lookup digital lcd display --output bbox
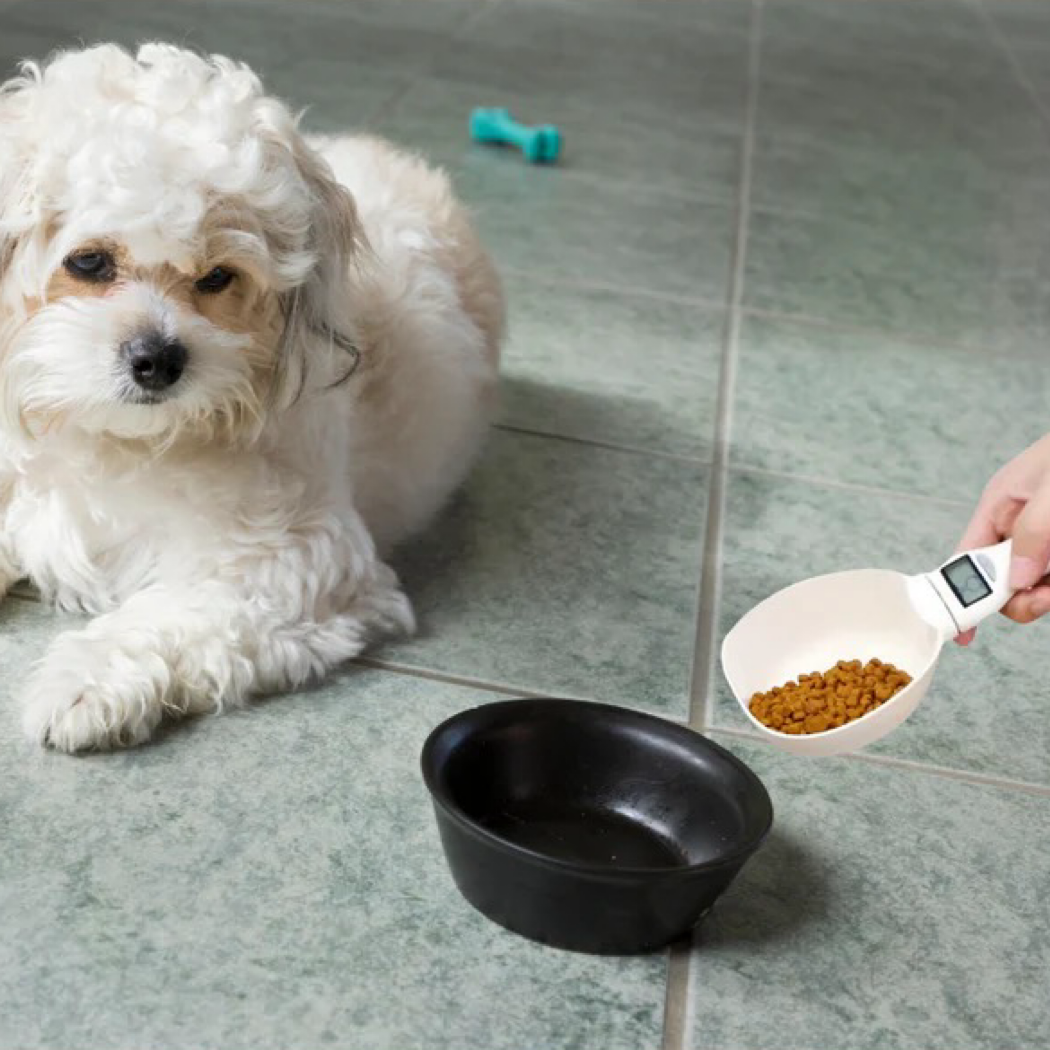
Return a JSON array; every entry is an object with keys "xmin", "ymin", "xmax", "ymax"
[{"xmin": 941, "ymin": 555, "xmax": 992, "ymax": 608}]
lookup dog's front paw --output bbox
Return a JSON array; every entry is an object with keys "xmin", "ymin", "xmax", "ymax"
[{"xmin": 21, "ymin": 634, "xmax": 169, "ymax": 752}]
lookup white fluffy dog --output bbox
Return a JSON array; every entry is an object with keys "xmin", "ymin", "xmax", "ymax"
[{"xmin": 0, "ymin": 44, "xmax": 503, "ymax": 751}]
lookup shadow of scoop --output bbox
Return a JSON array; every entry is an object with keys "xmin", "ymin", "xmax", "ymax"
[{"xmin": 697, "ymin": 828, "xmax": 833, "ymax": 949}]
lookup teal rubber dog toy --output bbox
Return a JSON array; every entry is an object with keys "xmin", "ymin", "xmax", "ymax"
[{"xmin": 469, "ymin": 107, "xmax": 561, "ymax": 164}]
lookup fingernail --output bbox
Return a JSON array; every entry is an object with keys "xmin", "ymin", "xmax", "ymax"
[{"xmin": 1010, "ymin": 557, "xmax": 1042, "ymax": 590}]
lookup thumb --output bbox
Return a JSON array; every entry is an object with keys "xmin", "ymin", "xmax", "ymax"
[{"xmin": 1009, "ymin": 478, "xmax": 1050, "ymax": 589}]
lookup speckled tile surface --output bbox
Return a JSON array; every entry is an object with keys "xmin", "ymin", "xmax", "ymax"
[
  {"xmin": 0, "ymin": 0, "xmax": 478, "ymax": 75},
  {"xmin": 758, "ymin": 2, "xmax": 1037, "ymax": 148},
  {"xmin": 0, "ymin": 669, "xmax": 667, "ymax": 1050},
  {"xmin": 688, "ymin": 735, "xmax": 1050, "ymax": 1050},
  {"xmin": 750, "ymin": 126, "xmax": 1050, "ymax": 228},
  {"xmin": 995, "ymin": 36, "xmax": 1050, "ymax": 122},
  {"xmin": 455, "ymin": 161, "xmax": 735, "ymax": 301},
  {"xmin": 984, "ymin": 0, "xmax": 1050, "ymax": 48},
  {"xmin": 3, "ymin": 0, "xmax": 1050, "ymax": 1047},
  {"xmin": 0, "ymin": 0, "xmax": 473, "ymax": 125},
  {"xmin": 743, "ymin": 204, "xmax": 1050, "ymax": 354},
  {"xmin": 499, "ymin": 274, "xmax": 723, "ymax": 456},
  {"xmin": 391, "ymin": 429, "xmax": 707, "ymax": 716},
  {"xmin": 427, "ymin": 0, "xmax": 750, "ymax": 120},
  {"xmin": 376, "ymin": 74, "xmax": 743, "ymax": 203},
  {"xmin": 729, "ymin": 314, "xmax": 1050, "ymax": 501},
  {"xmin": 0, "ymin": 599, "xmax": 76, "ymax": 751},
  {"xmin": 747, "ymin": 0, "xmax": 1050, "ymax": 353}
]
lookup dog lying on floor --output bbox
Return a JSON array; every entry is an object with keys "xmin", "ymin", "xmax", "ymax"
[{"xmin": 0, "ymin": 43, "xmax": 504, "ymax": 751}]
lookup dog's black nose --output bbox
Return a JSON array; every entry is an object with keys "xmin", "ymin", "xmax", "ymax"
[{"xmin": 121, "ymin": 332, "xmax": 187, "ymax": 392}]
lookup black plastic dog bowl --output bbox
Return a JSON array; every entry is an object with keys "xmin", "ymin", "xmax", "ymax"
[{"xmin": 420, "ymin": 698, "xmax": 773, "ymax": 954}]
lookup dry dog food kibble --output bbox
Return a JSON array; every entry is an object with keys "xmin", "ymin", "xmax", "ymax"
[{"xmin": 748, "ymin": 659, "xmax": 912, "ymax": 735}]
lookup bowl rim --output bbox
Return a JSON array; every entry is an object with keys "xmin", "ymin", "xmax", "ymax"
[{"xmin": 420, "ymin": 697, "xmax": 774, "ymax": 879}]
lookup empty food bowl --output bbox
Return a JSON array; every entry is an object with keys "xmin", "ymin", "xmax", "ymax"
[{"xmin": 420, "ymin": 698, "xmax": 773, "ymax": 954}]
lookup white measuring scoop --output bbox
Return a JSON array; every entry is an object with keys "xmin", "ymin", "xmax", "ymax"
[{"xmin": 721, "ymin": 539, "xmax": 1020, "ymax": 757}]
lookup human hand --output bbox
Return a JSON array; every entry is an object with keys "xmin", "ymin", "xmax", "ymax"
[{"xmin": 956, "ymin": 433, "xmax": 1050, "ymax": 645}]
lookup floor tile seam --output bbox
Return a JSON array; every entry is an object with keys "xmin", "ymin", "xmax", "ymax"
[
  {"xmin": 729, "ymin": 464, "xmax": 973, "ymax": 510},
  {"xmin": 984, "ymin": 36, "xmax": 1050, "ymax": 60},
  {"xmin": 709, "ymin": 724, "xmax": 1050, "ymax": 798},
  {"xmin": 672, "ymin": 4, "xmax": 763, "ymax": 1048},
  {"xmin": 493, "ymin": 424, "xmax": 713, "ymax": 468},
  {"xmin": 745, "ymin": 196, "xmax": 1050, "ymax": 257},
  {"xmin": 741, "ymin": 306, "xmax": 1050, "ymax": 366},
  {"xmin": 492, "ymin": 164, "xmax": 741, "ymax": 209},
  {"xmin": 690, "ymin": 0, "xmax": 763, "ymax": 734},
  {"xmin": 491, "ymin": 426, "xmax": 973, "ymax": 512},
  {"xmin": 354, "ymin": 656, "xmax": 694, "ymax": 722},
  {"xmin": 661, "ymin": 938, "xmax": 696, "ymax": 1050},
  {"xmin": 747, "ymin": 193, "xmax": 1050, "ymax": 253},
  {"xmin": 736, "ymin": 192, "xmax": 1050, "ymax": 230},
  {"xmin": 489, "ymin": 424, "xmax": 975, "ymax": 509},
  {"xmin": 500, "ymin": 267, "xmax": 723, "ymax": 309},
  {"xmin": 975, "ymin": 0, "xmax": 1050, "ymax": 144},
  {"xmin": 495, "ymin": 269, "xmax": 1047, "ymax": 366},
  {"xmin": 757, "ymin": 31, "xmax": 1028, "ymax": 83}
]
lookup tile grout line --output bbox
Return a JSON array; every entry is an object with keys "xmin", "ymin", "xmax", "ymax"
[
  {"xmin": 659, "ymin": 938, "xmax": 693, "ymax": 1050},
  {"xmin": 691, "ymin": 0, "xmax": 763, "ymax": 737},
  {"xmin": 353, "ymin": 656, "xmax": 695, "ymax": 723},
  {"xmin": 494, "ymin": 422, "xmax": 973, "ymax": 511},
  {"xmin": 514, "ymin": 165, "xmax": 735, "ymax": 209},
  {"xmin": 730, "ymin": 463, "xmax": 971, "ymax": 510},
  {"xmin": 710, "ymin": 725, "xmax": 1050, "ymax": 798},
  {"xmin": 664, "ymin": 7, "xmax": 763, "ymax": 1050},
  {"xmin": 494, "ymin": 423, "xmax": 711, "ymax": 467},
  {"xmin": 498, "ymin": 267, "xmax": 1050, "ymax": 371},
  {"xmin": 353, "ymin": 655, "xmax": 542, "ymax": 698},
  {"xmin": 501, "ymin": 267, "xmax": 725, "ymax": 310},
  {"xmin": 974, "ymin": 0, "xmax": 1050, "ymax": 143},
  {"xmin": 497, "ymin": 428, "xmax": 968, "ymax": 510},
  {"xmin": 739, "ymin": 304, "xmax": 1050, "ymax": 365}
]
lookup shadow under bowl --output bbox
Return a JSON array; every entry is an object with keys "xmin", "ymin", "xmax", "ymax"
[{"xmin": 421, "ymin": 698, "xmax": 774, "ymax": 954}]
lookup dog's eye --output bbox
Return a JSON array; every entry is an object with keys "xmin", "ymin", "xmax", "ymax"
[
  {"xmin": 195, "ymin": 267, "xmax": 235, "ymax": 294},
  {"xmin": 64, "ymin": 251, "xmax": 115, "ymax": 281}
]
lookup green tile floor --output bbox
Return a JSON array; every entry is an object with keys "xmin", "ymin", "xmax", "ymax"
[{"xmin": 1, "ymin": 0, "xmax": 1050, "ymax": 1047}]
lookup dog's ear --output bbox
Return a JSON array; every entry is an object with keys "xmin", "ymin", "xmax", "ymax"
[
  {"xmin": 0, "ymin": 91, "xmax": 20, "ymax": 280},
  {"xmin": 271, "ymin": 134, "xmax": 366, "ymax": 409},
  {"xmin": 0, "ymin": 65, "xmax": 39, "ymax": 285}
]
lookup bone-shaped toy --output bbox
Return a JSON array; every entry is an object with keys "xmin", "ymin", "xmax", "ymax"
[{"xmin": 469, "ymin": 107, "xmax": 561, "ymax": 164}]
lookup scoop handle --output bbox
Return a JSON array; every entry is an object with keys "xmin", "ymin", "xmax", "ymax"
[{"xmin": 927, "ymin": 539, "xmax": 1016, "ymax": 634}]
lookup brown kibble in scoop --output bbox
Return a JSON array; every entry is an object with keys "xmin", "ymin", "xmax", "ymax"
[{"xmin": 748, "ymin": 659, "xmax": 912, "ymax": 736}]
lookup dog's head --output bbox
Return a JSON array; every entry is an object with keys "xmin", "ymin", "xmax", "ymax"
[{"xmin": 0, "ymin": 43, "xmax": 361, "ymax": 449}]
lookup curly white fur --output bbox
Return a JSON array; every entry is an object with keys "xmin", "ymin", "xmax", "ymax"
[{"xmin": 0, "ymin": 44, "xmax": 503, "ymax": 751}]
